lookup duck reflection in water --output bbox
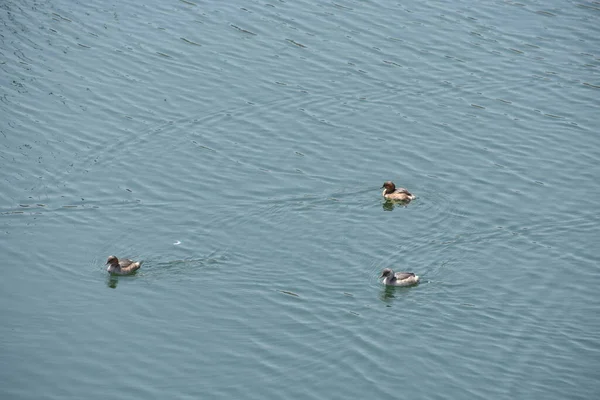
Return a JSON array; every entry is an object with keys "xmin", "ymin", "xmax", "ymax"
[
  {"xmin": 107, "ymin": 274, "xmax": 119, "ymax": 289},
  {"xmin": 382, "ymin": 201, "xmax": 399, "ymax": 211},
  {"xmin": 380, "ymin": 285, "xmax": 398, "ymax": 302},
  {"xmin": 379, "ymin": 281, "xmax": 421, "ymax": 302}
]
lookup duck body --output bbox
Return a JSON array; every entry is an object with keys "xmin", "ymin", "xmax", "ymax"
[
  {"xmin": 106, "ymin": 255, "xmax": 141, "ymax": 275},
  {"xmin": 380, "ymin": 268, "xmax": 419, "ymax": 287},
  {"xmin": 381, "ymin": 181, "xmax": 415, "ymax": 202}
]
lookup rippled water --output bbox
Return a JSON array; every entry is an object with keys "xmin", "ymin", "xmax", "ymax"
[{"xmin": 2, "ymin": 0, "xmax": 599, "ymax": 398}]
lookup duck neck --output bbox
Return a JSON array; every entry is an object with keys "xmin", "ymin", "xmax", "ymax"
[{"xmin": 107, "ymin": 263, "xmax": 120, "ymax": 272}]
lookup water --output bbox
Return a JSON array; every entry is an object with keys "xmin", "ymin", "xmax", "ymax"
[{"xmin": 1, "ymin": 0, "xmax": 599, "ymax": 398}]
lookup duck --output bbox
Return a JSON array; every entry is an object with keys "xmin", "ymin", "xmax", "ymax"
[
  {"xmin": 381, "ymin": 181, "xmax": 415, "ymax": 202},
  {"xmin": 106, "ymin": 255, "xmax": 142, "ymax": 275},
  {"xmin": 380, "ymin": 268, "xmax": 420, "ymax": 286}
]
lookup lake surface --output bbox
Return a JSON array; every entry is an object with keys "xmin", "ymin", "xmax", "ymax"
[{"xmin": 1, "ymin": 0, "xmax": 599, "ymax": 398}]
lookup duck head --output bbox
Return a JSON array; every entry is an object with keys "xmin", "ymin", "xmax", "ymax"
[
  {"xmin": 381, "ymin": 181, "xmax": 396, "ymax": 194},
  {"xmin": 106, "ymin": 255, "xmax": 119, "ymax": 267},
  {"xmin": 380, "ymin": 268, "xmax": 394, "ymax": 278}
]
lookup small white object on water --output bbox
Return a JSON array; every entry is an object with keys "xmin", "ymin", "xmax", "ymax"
[{"xmin": 173, "ymin": 240, "xmax": 181, "ymax": 245}]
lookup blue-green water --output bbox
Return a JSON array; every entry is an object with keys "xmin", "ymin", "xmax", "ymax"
[{"xmin": 1, "ymin": 0, "xmax": 599, "ymax": 398}]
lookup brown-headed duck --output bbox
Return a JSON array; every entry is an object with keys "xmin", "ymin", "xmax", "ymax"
[
  {"xmin": 106, "ymin": 255, "xmax": 141, "ymax": 275},
  {"xmin": 380, "ymin": 268, "xmax": 420, "ymax": 287},
  {"xmin": 381, "ymin": 181, "xmax": 415, "ymax": 202}
]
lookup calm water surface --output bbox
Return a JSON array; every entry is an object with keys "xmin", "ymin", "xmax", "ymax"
[{"xmin": 1, "ymin": 0, "xmax": 599, "ymax": 398}]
